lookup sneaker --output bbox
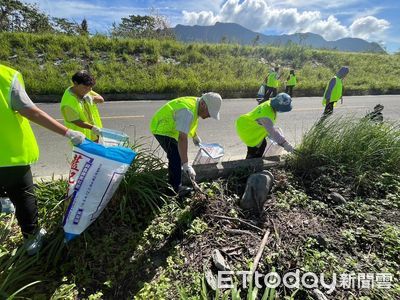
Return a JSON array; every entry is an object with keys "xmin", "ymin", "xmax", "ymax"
[
  {"xmin": 177, "ymin": 185, "xmax": 193, "ymax": 198},
  {"xmin": 25, "ymin": 228, "xmax": 47, "ymax": 256},
  {"xmin": 0, "ymin": 197, "xmax": 15, "ymax": 214}
]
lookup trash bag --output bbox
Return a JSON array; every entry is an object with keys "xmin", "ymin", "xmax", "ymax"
[
  {"xmin": 263, "ymin": 127, "xmax": 285, "ymax": 158},
  {"xmin": 193, "ymin": 143, "xmax": 224, "ymax": 165},
  {"xmin": 257, "ymin": 84, "xmax": 265, "ymax": 100},
  {"xmin": 99, "ymin": 128, "xmax": 129, "ymax": 147},
  {"xmin": 63, "ymin": 139, "xmax": 136, "ymax": 242}
]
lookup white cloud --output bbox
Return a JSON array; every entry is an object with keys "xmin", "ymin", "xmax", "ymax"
[
  {"xmin": 182, "ymin": 10, "xmax": 219, "ymax": 25},
  {"xmin": 349, "ymin": 16, "xmax": 390, "ymax": 40},
  {"xmin": 182, "ymin": 0, "xmax": 390, "ymax": 42}
]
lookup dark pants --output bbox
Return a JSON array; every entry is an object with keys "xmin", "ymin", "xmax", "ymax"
[
  {"xmin": 319, "ymin": 102, "xmax": 335, "ymax": 123},
  {"xmin": 154, "ymin": 134, "xmax": 181, "ymax": 192},
  {"xmin": 264, "ymin": 87, "xmax": 277, "ymax": 101},
  {"xmin": 0, "ymin": 165, "xmax": 38, "ymax": 237},
  {"xmin": 246, "ymin": 139, "xmax": 267, "ymax": 159},
  {"xmin": 285, "ymin": 85, "xmax": 294, "ymax": 97}
]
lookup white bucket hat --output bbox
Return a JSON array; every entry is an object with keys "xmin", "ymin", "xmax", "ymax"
[{"xmin": 200, "ymin": 92, "xmax": 222, "ymax": 120}]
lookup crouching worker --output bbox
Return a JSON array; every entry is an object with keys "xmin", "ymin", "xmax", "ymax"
[
  {"xmin": 150, "ymin": 92, "xmax": 222, "ymax": 196},
  {"xmin": 0, "ymin": 64, "xmax": 86, "ymax": 255},
  {"xmin": 60, "ymin": 70, "xmax": 104, "ymax": 142},
  {"xmin": 235, "ymin": 93, "xmax": 294, "ymax": 159}
]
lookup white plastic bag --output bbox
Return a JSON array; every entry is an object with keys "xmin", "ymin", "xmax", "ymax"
[
  {"xmin": 98, "ymin": 128, "xmax": 129, "ymax": 147},
  {"xmin": 63, "ymin": 139, "xmax": 136, "ymax": 241},
  {"xmin": 263, "ymin": 127, "xmax": 285, "ymax": 158},
  {"xmin": 193, "ymin": 143, "xmax": 224, "ymax": 165},
  {"xmin": 257, "ymin": 84, "xmax": 265, "ymax": 99}
]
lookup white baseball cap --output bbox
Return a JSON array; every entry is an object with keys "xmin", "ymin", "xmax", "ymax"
[{"xmin": 201, "ymin": 92, "xmax": 222, "ymax": 120}]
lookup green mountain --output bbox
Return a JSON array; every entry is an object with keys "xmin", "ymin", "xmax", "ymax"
[{"xmin": 173, "ymin": 22, "xmax": 385, "ymax": 53}]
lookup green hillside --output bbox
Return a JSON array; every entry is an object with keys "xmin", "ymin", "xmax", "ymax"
[{"xmin": 1, "ymin": 33, "xmax": 400, "ymax": 99}]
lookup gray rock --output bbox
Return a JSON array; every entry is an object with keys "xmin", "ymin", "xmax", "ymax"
[
  {"xmin": 329, "ymin": 192, "xmax": 346, "ymax": 204},
  {"xmin": 240, "ymin": 170, "xmax": 274, "ymax": 212},
  {"xmin": 212, "ymin": 249, "xmax": 231, "ymax": 271},
  {"xmin": 204, "ymin": 267, "xmax": 217, "ymax": 291}
]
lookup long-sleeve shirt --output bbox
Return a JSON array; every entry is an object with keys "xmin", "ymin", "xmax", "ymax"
[{"xmin": 256, "ymin": 117, "xmax": 287, "ymax": 145}]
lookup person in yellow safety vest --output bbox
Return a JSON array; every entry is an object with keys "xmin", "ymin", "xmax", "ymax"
[
  {"xmin": 0, "ymin": 64, "xmax": 86, "ymax": 255},
  {"xmin": 320, "ymin": 66, "xmax": 349, "ymax": 121},
  {"xmin": 285, "ymin": 69, "xmax": 296, "ymax": 97},
  {"xmin": 262, "ymin": 66, "xmax": 280, "ymax": 103},
  {"xmin": 236, "ymin": 93, "xmax": 294, "ymax": 159},
  {"xmin": 60, "ymin": 70, "xmax": 104, "ymax": 142},
  {"xmin": 150, "ymin": 92, "xmax": 222, "ymax": 196}
]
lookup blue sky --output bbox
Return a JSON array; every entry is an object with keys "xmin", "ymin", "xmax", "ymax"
[{"xmin": 28, "ymin": 0, "xmax": 399, "ymax": 52}]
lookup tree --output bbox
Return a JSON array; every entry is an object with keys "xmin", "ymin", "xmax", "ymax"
[
  {"xmin": 252, "ymin": 34, "xmax": 260, "ymax": 47},
  {"xmin": 79, "ymin": 18, "xmax": 89, "ymax": 35},
  {"xmin": 51, "ymin": 17, "xmax": 79, "ymax": 35},
  {"xmin": 112, "ymin": 15, "xmax": 155, "ymax": 38},
  {"xmin": 0, "ymin": 0, "xmax": 52, "ymax": 33},
  {"xmin": 112, "ymin": 10, "xmax": 174, "ymax": 39}
]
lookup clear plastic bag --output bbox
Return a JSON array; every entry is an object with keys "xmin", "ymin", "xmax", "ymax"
[
  {"xmin": 193, "ymin": 143, "xmax": 224, "ymax": 165},
  {"xmin": 98, "ymin": 128, "xmax": 129, "ymax": 147}
]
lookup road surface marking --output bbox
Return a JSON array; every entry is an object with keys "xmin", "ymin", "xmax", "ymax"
[
  {"xmin": 55, "ymin": 115, "xmax": 145, "ymax": 121},
  {"xmin": 294, "ymin": 106, "xmax": 368, "ymax": 112}
]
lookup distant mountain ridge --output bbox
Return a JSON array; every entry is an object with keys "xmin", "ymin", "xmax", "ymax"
[{"xmin": 173, "ymin": 22, "xmax": 385, "ymax": 53}]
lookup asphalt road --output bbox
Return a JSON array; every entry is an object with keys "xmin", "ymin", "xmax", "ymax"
[{"xmin": 31, "ymin": 95, "xmax": 400, "ymax": 177}]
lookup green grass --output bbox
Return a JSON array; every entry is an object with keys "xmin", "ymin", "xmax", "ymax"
[
  {"xmin": 287, "ymin": 117, "xmax": 400, "ymax": 196},
  {"xmin": 1, "ymin": 32, "xmax": 400, "ymax": 98}
]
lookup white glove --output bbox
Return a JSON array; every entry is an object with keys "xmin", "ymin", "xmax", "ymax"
[
  {"xmin": 65, "ymin": 129, "xmax": 86, "ymax": 145},
  {"xmin": 182, "ymin": 162, "xmax": 196, "ymax": 180},
  {"xmin": 193, "ymin": 135, "xmax": 202, "ymax": 147},
  {"xmin": 83, "ymin": 94, "xmax": 93, "ymax": 104},
  {"xmin": 282, "ymin": 141, "xmax": 294, "ymax": 153},
  {"xmin": 91, "ymin": 126, "xmax": 101, "ymax": 136}
]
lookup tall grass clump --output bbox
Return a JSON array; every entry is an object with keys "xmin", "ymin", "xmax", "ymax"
[
  {"xmin": 287, "ymin": 117, "xmax": 400, "ymax": 195},
  {"xmin": 0, "ymin": 215, "xmax": 42, "ymax": 299},
  {"xmin": 117, "ymin": 140, "xmax": 170, "ymax": 217}
]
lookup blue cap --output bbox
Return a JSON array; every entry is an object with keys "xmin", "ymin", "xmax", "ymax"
[
  {"xmin": 336, "ymin": 66, "xmax": 349, "ymax": 79},
  {"xmin": 270, "ymin": 93, "xmax": 292, "ymax": 112}
]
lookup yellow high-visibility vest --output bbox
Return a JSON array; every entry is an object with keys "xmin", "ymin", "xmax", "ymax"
[
  {"xmin": 150, "ymin": 97, "xmax": 199, "ymax": 140},
  {"xmin": 287, "ymin": 74, "xmax": 297, "ymax": 86},
  {"xmin": 267, "ymin": 72, "xmax": 279, "ymax": 88},
  {"xmin": 235, "ymin": 101, "xmax": 276, "ymax": 147},
  {"xmin": 322, "ymin": 76, "xmax": 343, "ymax": 106},
  {"xmin": 60, "ymin": 88, "xmax": 103, "ymax": 141},
  {"xmin": 0, "ymin": 64, "xmax": 39, "ymax": 167}
]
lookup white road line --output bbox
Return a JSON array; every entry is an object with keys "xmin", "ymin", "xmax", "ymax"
[
  {"xmin": 54, "ymin": 115, "xmax": 145, "ymax": 121},
  {"xmin": 293, "ymin": 106, "xmax": 368, "ymax": 112}
]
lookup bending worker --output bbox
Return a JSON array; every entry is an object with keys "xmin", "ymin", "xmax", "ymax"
[
  {"xmin": 150, "ymin": 92, "xmax": 222, "ymax": 195},
  {"xmin": 320, "ymin": 66, "xmax": 349, "ymax": 121},
  {"xmin": 60, "ymin": 70, "xmax": 104, "ymax": 142},
  {"xmin": 236, "ymin": 93, "xmax": 294, "ymax": 159},
  {"xmin": 0, "ymin": 64, "xmax": 85, "ymax": 255}
]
